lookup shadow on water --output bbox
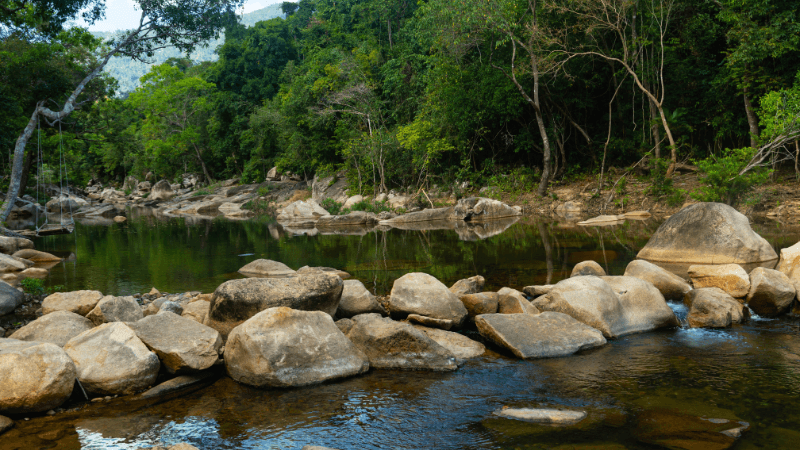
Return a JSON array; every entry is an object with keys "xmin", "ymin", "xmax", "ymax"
[{"xmin": 5, "ymin": 212, "xmax": 800, "ymax": 449}]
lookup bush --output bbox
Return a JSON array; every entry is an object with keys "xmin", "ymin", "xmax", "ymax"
[
  {"xmin": 320, "ymin": 198, "xmax": 343, "ymax": 215},
  {"xmin": 646, "ymin": 158, "xmax": 686, "ymax": 206},
  {"xmin": 20, "ymin": 278, "xmax": 46, "ymax": 296},
  {"xmin": 691, "ymin": 147, "xmax": 771, "ymax": 206}
]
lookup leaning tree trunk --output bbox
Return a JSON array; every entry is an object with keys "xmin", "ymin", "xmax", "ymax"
[
  {"xmin": 743, "ymin": 86, "xmax": 760, "ymax": 149},
  {"xmin": 18, "ymin": 145, "xmax": 36, "ymax": 199},
  {"xmin": 192, "ymin": 143, "xmax": 214, "ymax": 184}
]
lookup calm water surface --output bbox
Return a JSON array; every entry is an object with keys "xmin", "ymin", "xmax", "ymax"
[{"xmin": 4, "ymin": 212, "xmax": 800, "ymax": 449}]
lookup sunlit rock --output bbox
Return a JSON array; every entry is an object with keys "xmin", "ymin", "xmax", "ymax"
[{"xmin": 0, "ymin": 339, "xmax": 76, "ymax": 414}]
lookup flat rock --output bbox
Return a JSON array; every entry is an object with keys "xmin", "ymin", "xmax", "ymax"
[
  {"xmin": 571, "ymin": 260, "xmax": 606, "ymax": 277},
  {"xmin": 532, "ymin": 276, "xmax": 625, "ymax": 339},
  {"xmin": 336, "ymin": 279, "xmax": 385, "ymax": 318},
  {"xmin": 746, "ymin": 267, "xmax": 796, "ymax": 317},
  {"xmin": 578, "ymin": 215, "xmax": 625, "ymax": 226},
  {"xmin": 452, "ymin": 197, "xmax": 522, "ymax": 221},
  {"xmin": 345, "ymin": 313, "xmax": 458, "ymax": 371},
  {"xmin": 0, "ymin": 281, "xmax": 24, "ymax": 316},
  {"xmin": 0, "ymin": 339, "xmax": 76, "ymax": 414},
  {"xmin": 85, "ymin": 295, "xmax": 143, "ymax": 326},
  {"xmin": 387, "ymin": 272, "xmax": 468, "ymax": 328},
  {"xmin": 18, "ymin": 267, "xmax": 49, "ymax": 279},
  {"xmin": 493, "ymin": 407, "xmax": 587, "ymax": 425},
  {"xmin": 297, "ymin": 266, "xmax": 351, "ymax": 279},
  {"xmin": 225, "ymin": 307, "xmax": 369, "ymax": 387},
  {"xmin": 316, "ymin": 211, "xmax": 378, "ymax": 227},
  {"xmin": 406, "ymin": 314, "xmax": 453, "ymax": 330},
  {"xmin": 64, "ymin": 322, "xmax": 160, "ymax": 395},
  {"xmin": 136, "ymin": 371, "xmax": 220, "ymax": 400},
  {"xmin": 449, "ymin": 275, "xmax": 485, "ymax": 295},
  {"xmin": 238, "ymin": 259, "xmax": 297, "ymax": 278},
  {"xmin": 688, "ymin": 264, "xmax": 750, "ymax": 298},
  {"xmin": 42, "ymin": 290, "xmax": 104, "ymax": 316},
  {"xmin": 637, "ymin": 202, "xmax": 777, "ymax": 264},
  {"xmin": 277, "ymin": 199, "xmax": 330, "ymax": 226},
  {"xmin": 380, "ymin": 207, "xmax": 454, "ymax": 225},
  {"xmin": 0, "ymin": 253, "xmax": 27, "ymax": 273},
  {"xmin": 9, "ymin": 311, "xmax": 93, "ymax": 347},
  {"xmin": 459, "ymin": 292, "xmax": 499, "ymax": 318},
  {"xmin": 411, "ymin": 325, "xmax": 485, "ymax": 361},
  {"xmin": 475, "ymin": 312, "xmax": 606, "ymax": 359},
  {"xmin": 624, "ymin": 259, "xmax": 691, "ymax": 301},
  {"xmin": 129, "ymin": 312, "xmax": 222, "ymax": 374},
  {"xmin": 11, "ymin": 249, "xmax": 62, "ymax": 262},
  {"xmin": 205, "ymin": 272, "xmax": 343, "ymax": 339},
  {"xmin": 684, "ymin": 288, "xmax": 749, "ymax": 328}
]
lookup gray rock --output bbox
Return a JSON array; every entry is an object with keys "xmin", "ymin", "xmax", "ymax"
[
  {"xmin": 336, "ymin": 279, "xmax": 385, "ymax": 318},
  {"xmin": 9, "ymin": 311, "xmax": 93, "ymax": 347},
  {"xmin": 345, "ymin": 313, "xmax": 458, "ymax": 371},
  {"xmin": 406, "ymin": 314, "xmax": 453, "ymax": 330},
  {"xmin": 475, "ymin": 312, "xmax": 606, "ymax": 359},
  {"xmin": 143, "ymin": 298, "xmax": 166, "ymax": 317},
  {"xmin": 225, "ymin": 307, "xmax": 369, "ymax": 387},
  {"xmin": 150, "ymin": 180, "xmax": 175, "ymax": 202},
  {"xmin": 85, "ymin": 295, "xmax": 143, "ymax": 326},
  {"xmin": 571, "ymin": 260, "xmax": 606, "ymax": 277},
  {"xmin": 42, "ymin": 290, "xmax": 104, "ymax": 316},
  {"xmin": 532, "ymin": 276, "xmax": 625, "ymax": 338},
  {"xmin": 0, "ymin": 236, "xmax": 34, "ymax": 255},
  {"xmin": 0, "ymin": 339, "xmax": 76, "ymax": 414},
  {"xmin": 45, "ymin": 194, "xmax": 87, "ymax": 213},
  {"xmin": 452, "ymin": 197, "xmax": 522, "ymax": 221},
  {"xmin": 600, "ymin": 276, "xmax": 680, "ymax": 333},
  {"xmin": 64, "ymin": 323, "xmax": 160, "ymax": 395},
  {"xmin": 387, "ymin": 272, "xmax": 468, "ymax": 328},
  {"xmin": 316, "ymin": 211, "xmax": 378, "ymax": 227},
  {"xmin": 129, "ymin": 312, "xmax": 222, "ymax": 374},
  {"xmin": 688, "ymin": 264, "xmax": 751, "ymax": 298},
  {"xmin": 637, "ymin": 202, "xmax": 777, "ymax": 264},
  {"xmin": 0, "ymin": 281, "xmax": 24, "ymax": 316},
  {"xmin": 205, "ymin": 272, "xmax": 343, "ymax": 339},
  {"xmin": 276, "ymin": 199, "xmax": 330, "ymax": 226},
  {"xmin": 312, "ymin": 173, "xmax": 349, "ymax": 204},
  {"xmin": 685, "ymin": 288, "xmax": 749, "ymax": 328},
  {"xmin": 0, "ymin": 253, "xmax": 27, "ymax": 273},
  {"xmin": 411, "ymin": 325, "xmax": 485, "ymax": 362},
  {"xmin": 449, "ymin": 275, "xmax": 485, "ymax": 295},
  {"xmin": 159, "ymin": 301, "xmax": 183, "ymax": 316},
  {"xmin": 0, "ymin": 414, "xmax": 12, "ymax": 435},
  {"xmin": 459, "ymin": 292, "xmax": 499, "ymax": 318},
  {"xmin": 493, "ymin": 407, "xmax": 587, "ymax": 425},
  {"xmin": 238, "ymin": 259, "xmax": 296, "ymax": 278},
  {"xmin": 380, "ymin": 207, "xmax": 455, "ymax": 225},
  {"xmin": 136, "ymin": 371, "xmax": 219, "ymax": 401},
  {"xmin": 296, "ymin": 266, "xmax": 351, "ymax": 279},
  {"xmin": 746, "ymin": 267, "xmax": 796, "ymax": 317},
  {"xmin": 624, "ymin": 259, "xmax": 691, "ymax": 301},
  {"xmin": 521, "ymin": 285, "xmax": 554, "ymax": 297}
]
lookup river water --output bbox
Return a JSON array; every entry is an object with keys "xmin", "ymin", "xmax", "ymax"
[{"xmin": 3, "ymin": 213, "xmax": 800, "ymax": 449}]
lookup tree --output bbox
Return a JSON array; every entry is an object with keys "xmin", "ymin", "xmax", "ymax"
[{"xmin": 0, "ymin": 0, "xmax": 243, "ymax": 227}]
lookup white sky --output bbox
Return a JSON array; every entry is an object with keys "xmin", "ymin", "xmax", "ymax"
[{"xmin": 81, "ymin": 0, "xmax": 283, "ymax": 32}]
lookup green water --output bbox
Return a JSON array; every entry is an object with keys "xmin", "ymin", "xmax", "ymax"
[{"xmin": 4, "ymin": 213, "xmax": 800, "ymax": 449}]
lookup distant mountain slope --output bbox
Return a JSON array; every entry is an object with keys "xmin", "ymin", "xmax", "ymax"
[{"xmin": 96, "ymin": 3, "xmax": 284, "ymax": 94}]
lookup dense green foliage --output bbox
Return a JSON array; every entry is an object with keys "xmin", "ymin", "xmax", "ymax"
[{"xmin": 3, "ymin": 0, "xmax": 800, "ymax": 196}]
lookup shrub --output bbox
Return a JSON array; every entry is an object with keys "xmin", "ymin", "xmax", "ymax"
[
  {"xmin": 320, "ymin": 198, "xmax": 343, "ymax": 215},
  {"xmin": 343, "ymin": 200, "xmax": 394, "ymax": 214},
  {"xmin": 691, "ymin": 147, "xmax": 771, "ymax": 206},
  {"xmin": 21, "ymin": 278, "xmax": 46, "ymax": 296}
]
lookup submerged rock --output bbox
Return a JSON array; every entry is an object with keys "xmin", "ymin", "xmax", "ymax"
[
  {"xmin": 685, "ymin": 288, "xmax": 749, "ymax": 328},
  {"xmin": 746, "ymin": 267, "xmax": 796, "ymax": 317},
  {"xmin": 624, "ymin": 259, "xmax": 691, "ymax": 301},
  {"xmin": 238, "ymin": 259, "xmax": 297, "ymax": 278},
  {"xmin": 0, "ymin": 339, "xmax": 76, "ymax": 414},
  {"xmin": 493, "ymin": 407, "xmax": 587, "ymax": 425},
  {"xmin": 129, "ymin": 312, "xmax": 222, "ymax": 374},
  {"xmin": 225, "ymin": 307, "xmax": 369, "ymax": 387},
  {"xmin": 85, "ymin": 295, "xmax": 143, "ymax": 326},
  {"xmin": 634, "ymin": 409, "xmax": 749, "ymax": 450},
  {"xmin": 42, "ymin": 290, "xmax": 104, "ymax": 316},
  {"xmin": 688, "ymin": 264, "xmax": 750, "ymax": 298},
  {"xmin": 571, "ymin": 260, "xmax": 606, "ymax": 277},
  {"xmin": 387, "ymin": 272, "xmax": 468, "ymax": 327},
  {"xmin": 9, "ymin": 311, "xmax": 93, "ymax": 347},
  {"xmin": 0, "ymin": 415, "xmax": 12, "ymax": 435},
  {"xmin": 475, "ymin": 312, "xmax": 606, "ymax": 359},
  {"xmin": 637, "ymin": 202, "xmax": 777, "ymax": 264},
  {"xmin": 336, "ymin": 279, "xmax": 385, "ymax": 318}
]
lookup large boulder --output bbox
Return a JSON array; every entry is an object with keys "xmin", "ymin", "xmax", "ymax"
[
  {"xmin": 571, "ymin": 260, "xmax": 606, "ymax": 277},
  {"xmin": 624, "ymin": 259, "xmax": 691, "ymax": 301},
  {"xmin": 336, "ymin": 279, "xmax": 385, "ymax": 318},
  {"xmin": 129, "ymin": 312, "xmax": 222, "ymax": 374},
  {"xmin": 344, "ymin": 313, "xmax": 457, "ymax": 371},
  {"xmin": 237, "ymin": 259, "xmax": 296, "ymax": 278},
  {"xmin": 0, "ymin": 281, "xmax": 24, "ymax": 316},
  {"xmin": 225, "ymin": 307, "xmax": 369, "ymax": 387},
  {"xmin": 150, "ymin": 180, "xmax": 175, "ymax": 202},
  {"xmin": 411, "ymin": 325, "xmax": 486, "ymax": 362},
  {"xmin": 637, "ymin": 202, "xmax": 777, "ymax": 264},
  {"xmin": 0, "ymin": 339, "xmax": 76, "ymax": 414},
  {"xmin": 276, "ymin": 199, "xmax": 330, "ymax": 226},
  {"xmin": 600, "ymin": 276, "xmax": 680, "ymax": 333},
  {"xmin": 85, "ymin": 295, "xmax": 143, "ymax": 326},
  {"xmin": 42, "ymin": 290, "xmax": 104, "ymax": 316},
  {"xmin": 387, "ymin": 273, "xmax": 468, "ymax": 328},
  {"xmin": 449, "ymin": 275, "xmax": 485, "ymax": 295},
  {"xmin": 746, "ymin": 268, "xmax": 796, "ymax": 317},
  {"xmin": 11, "ymin": 249, "xmax": 61, "ymax": 262},
  {"xmin": 475, "ymin": 312, "xmax": 606, "ymax": 359},
  {"xmin": 45, "ymin": 194, "xmax": 87, "ymax": 213},
  {"xmin": 0, "ymin": 236, "xmax": 34, "ymax": 255},
  {"xmin": 9, "ymin": 311, "xmax": 93, "ymax": 347},
  {"xmin": 684, "ymin": 288, "xmax": 749, "ymax": 328},
  {"xmin": 64, "ymin": 323, "xmax": 160, "ymax": 395},
  {"xmin": 312, "ymin": 173, "xmax": 349, "ymax": 204},
  {"xmin": 452, "ymin": 197, "xmax": 522, "ymax": 221},
  {"xmin": 205, "ymin": 273, "xmax": 343, "ymax": 338},
  {"xmin": 688, "ymin": 264, "xmax": 750, "ymax": 298}
]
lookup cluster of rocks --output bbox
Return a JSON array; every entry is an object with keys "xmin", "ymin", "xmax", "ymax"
[{"xmin": 0, "ymin": 236, "xmax": 63, "ymax": 305}]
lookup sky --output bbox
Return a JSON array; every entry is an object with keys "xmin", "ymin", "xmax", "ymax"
[{"xmin": 80, "ymin": 0, "xmax": 284, "ymax": 32}]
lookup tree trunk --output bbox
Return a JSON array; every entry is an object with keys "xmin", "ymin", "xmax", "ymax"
[
  {"xmin": 387, "ymin": 19, "xmax": 393, "ymax": 50},
  {"xmin": 18, "ymin": 144, "xmax": 36, "ymax": 198},
  {"xmin": 1, "ymin": 107, "xmax": 41, "ymax": 223},
  {"xmin": 795, "ymin": 140, "xmax": 799, "ymax": 178},
  {"xmin": 192, "ymin": 143, "xmax": 214, "ymax": 184},
  {"xmin": 743, "ymin": 86, "xmax": 760, "ymax": 148},
  {"xmin": 648, "ymin": 98, "xmax": 661, "ymax": 159}
]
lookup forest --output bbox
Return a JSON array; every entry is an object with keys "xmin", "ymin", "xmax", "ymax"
[{"xmin": 2, "ymin": 0, "xmax": 800, "ymax": 207}]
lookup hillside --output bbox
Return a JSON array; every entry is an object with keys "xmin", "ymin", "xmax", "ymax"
[{"xmin": 95, "ymin": 3, "xmax": 284, "ymax": 94}]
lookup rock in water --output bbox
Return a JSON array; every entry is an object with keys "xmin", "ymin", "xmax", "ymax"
[
  {"xmin": 452, "ymin": 197, "xmax": 522, "ymax": 221},
  {"xmin": 688, "ymin": 264, "xmax": 751, "ymax": 298},
  {"xmin": 746, "ymin": 267, "xmax": 796, "ymax": 317},
  {"xmin": 336, "ymin": 279, "xmax": 385, "ymax": 318},
  {"xmin": 11, "ymin": 249, "xmax": 62, "ymax": 262},
  {"xmin": 0, "ymin": 236, "xmax": 34, "ymax": 255},
  {"xmin": 276, "ymin": 199, "xmax": 330, "ymax": 226},
  {"xmin": 0, "ymin": 339, "xmax": 76, "ymax": 414},
  {"xmin": 475, "ymin": 312, "xmax": 606, "ymax": 359},
  {"xmin": 411, "ymin": 326, "xmax": 485, "ymax": 361},
  {"xmin": 225, "ymin": 307, "xmax": 369, "ymax": 387},
  {"xmin": 600, "ymin": 276, "xmax": 680, "ymax": 333},
  {"xmin": 129, "ymin": 312, "xmax": 222, "ymax": 374},
  {"xmin": 449, "ymin": 275, "xmax": 485, "ymax": 295},
  {"xmin": 637, "ymin": 202, "xmax": 777, "ymax": 264},
  {"xmin": 237, "ymin": 259, "xmax": 297, "ymax": 278},
  {"xmin": 42, "ymin": 290, "xmax": 104, "ymax": 316},
  {"xmin": 344, "ymin": 313, "xmax": 458, "ymax": 371},
  {"xmin": 64, "ymin": 322, "xmax": 160, "ymax": 395},
  {"xmin": 387, "ymin": 273, "xmax": 468, "ymax": 328},
  {"xmin": 205, "ymin": 272, "xmax": 343, "ymax": 339},
  {"xmin": 493, "ymin": 407, "xmax": 587, "ymax": 425},
  {"xmin": 9, "ymin": 311, "xmax": 93, "ymax": 347},
  {"xmin": 531, "ymin": 276, "xmax": 625, "ymax": 338},
  {"xmin": 571, "ymin": 260, "xmax": 606, "ymax": 277},
  {"xmin": 0, "ymin": 281, "xmax": 24, "ymax": 316},
  {"xmin": 634, "ymin": 409, "xmax": 749, "ymax": 450},
  {"xmin": 685, "ymin": 288, "xmax": 749, "ymax": 328},
  {"xmin": 0, "ymin": 253, "xmax": 27, "ymax": 273},
  {"xmin": 85, "ymin": 295, "xmax": 143, "ymax": 326},
  {"xmin": 624, "ymin": 259, "xmax": 691, "ymax": 301}
]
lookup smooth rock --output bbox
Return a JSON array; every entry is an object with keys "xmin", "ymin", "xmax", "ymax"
[
  {"xmin": 343, "ymin": 194, "xmax": 364, "ymax": 209},
  {"xmin": 0, "ymin": 281, "xmax": 24, "ymax": 316},
  {"xmin": 521, "ymin": 285, "xmax": 554, "ymax": 297},
  {"xmin": 181, "ymin": 300, "xmax": 210, "ymax": 323},
  {"xmin": 9, "ymin": 311, "xmax": 93, "ymax": 347},
  {"xmin": 18, "ymin": 267, "xmax": 49, "ymax": 279},
  {"xmin": 0, "ymin": 236, "xmax": 34, "ymax": 255},
  {"xmin": 276, "ymin": 199, "xmax": 330, "ymax": 226},
  {"xmin": 0, "ymin": 339, "xmax": 76, "ymax": 414},
  {"xmin": 42, "ymin": 290, "xmax": 104, "ymax": 316},
  {"xmin": 452, "ymin": 197, "xmax": 522, "ymax": 221},
  {"xmin": 380, "ymin": 207, "xmax": 454, "ymax": 225},
  {"xmin": 624, "ymin": 259, "xmax": 691, "ymax": 301},
  {"xmin": 113, "ymin": 216, "xmax": 127, "ymax": 223},
  {"xmin": 150, "ymin": 180, "xmax": 175, "ymax": 202},
  {"xmin": 225, "ymin": 307, "xmax": 369, "ymax": 387},
  {"xmin": 634, "ymin": 409, "xmax": 749, "ymax": 450},
  {"xmin": 406, "ymin": 314, "xmax": 453, "ymax": 330},
  {"xmin": 296, "ymin": 266, "xmax": 351, "ymax": 279},
  {"xmin": 411, "ymin": 325, "xmax": 485, "ymax": 361},
  {"xmin": 493, "ymin": 407, "xmax": 587, "ymax": 425},
  {"xmin": 571, "ymin": 260, "xmax": 606, "ymax": 277},
  {"xmin": 578, "ymin": 215, "xmax": 625, "ymax": 226},
  {"xmin": 637, "ymin": 202, "xmax": 777, "ymax": 264},
  {"xmin": 129, "ymin": 312, "xmax": 222, "ymax": 374},
  {"xmin": 684, "ymin": 288, "xmax": 749, "ymax": 328},
  {"xmin": 64, "ymin": 323, "xmax": 160, "ymax": 395},
  {"xmin": 205, "ymin": 273, "xmax": 343, "ymax": 338},
  {"xmin": 475, "ymin": 312, "xmax": 606, "ymax": 359},
  {"xmin": 0, "ymin": 253, "xmax": 27, "ymax": 273},
  {"xmin": 497, "ymin": 288, "xmax": 539, "ymax": 315},
  {"xmin": 459, "ymin": 292, "xmax": 499, "ymax": 318},
  {"xmin": 85, "ymin": 295, "xmax": 143, "ymax": 326},
  {"xmin": 143, "ymin": 298, "xmax": 166, "ymax": 317},
  {"xmin": 345, "ymin": 313, "xmax": 457, "ymax": 371},
  {"xmin": 688, "ymin": 264, "xmax": 750, "ymax": 298},
  {"xmin": 449, "ymin": 275, "xmax": 485, "ymax": 295},
  {"xmin": 600, "ymin": 276, "xmax": 680, "ymax": 333},
  {"xmin": 316, "ymin": 211, "xmax": 378, "ymax": 227},
  {"xmin": 238, "ymin": 259, "xmax": 297, "ymax": 278},
  {"xmin": 11, "ymin": 249, "xmax": 62, "ymax": 262},
  {"xmin": 532, "ymin": 276, "xmax": 625, "ymax": 338},
  {"xmin": 387, "ymin": 273, "xmax": 468, "ymax": 328},
  {"xmin": 136, "ymin": 371, "xmax": 220, "ymax": 400},
  {"xmin": 336, "ymin": 279, "xmax": 385, "ymax": 318},
  {"xmin": 0, "ymin": 415, "xmax": 12, "ymax": 435},
  {"xmin": 746, "ymin": 267, "xmax": 796, "ymax": 317}
]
